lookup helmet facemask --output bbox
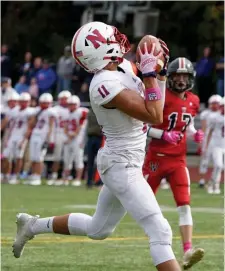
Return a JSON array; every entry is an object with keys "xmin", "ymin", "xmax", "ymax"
[
  {"xmin": 103, "ymin": 27, "xmax": 130, "ymax": 64},
  {"xmin": 168, "ymin": 72, "xmax": 194, "ymax": 93}
]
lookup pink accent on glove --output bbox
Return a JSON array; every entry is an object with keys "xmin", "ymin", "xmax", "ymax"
[
  {"xmin": 136, "ymin": 43, "xmax": 163, "ymax": 74},
  {"xmin": 193, "ymin": 129, "xmax": 204, "ymax": 143},
  {"xmin": 162, "ymin": 131, "xmax": 182, "ymax": 145}
]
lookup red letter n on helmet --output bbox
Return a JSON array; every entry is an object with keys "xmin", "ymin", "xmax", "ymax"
[{"xmin": 86, "ymin": 29, "xmax": 107, "ymax": 49}]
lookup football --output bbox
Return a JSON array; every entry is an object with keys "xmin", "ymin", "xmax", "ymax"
[{"xmin": 136, "ymin": 35, "xmax": 165, "ymax": 73}]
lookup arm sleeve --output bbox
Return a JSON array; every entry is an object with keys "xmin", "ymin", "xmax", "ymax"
[
  {"xmin": 147, "ymin": 126, "xmax": 164, "ymax": 139},
  {"xmin": 186, "ymin": 117, "xmax": 197, "ymax": 138},
  {"xmin": 91, "ymin": 79, "xmax": 125, "ymax": 106},
  {"xmin": 157, "ymin": 79, "xmax": 166, "ymax": 108},
  {"xmin": 199, "ymin": 111, "xmax": 207, "ymax": 121}
]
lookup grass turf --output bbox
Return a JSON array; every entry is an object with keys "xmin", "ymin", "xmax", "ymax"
[{"xmin": 1, "ymin": 183, "xmax": 224, "ymax": 271}]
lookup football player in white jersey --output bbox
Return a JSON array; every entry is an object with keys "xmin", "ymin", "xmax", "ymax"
[
  {"xmin": 198, "ymin": 94, "xmax": 222, "ymax": 187},
  {"xmin": 1, "ymin": 92, "xmax": 19, "ymax": 182},
  {"xmin": 47, "ymin": 90, "xmax": 71, "ymax": 185},
  {"xmin": 204, "ymin": 97, "xmax": 225, "ymax": 194},
  {"xmin": 2, "ymin": 93, "xmax": 35, "ymax": 184},
  {"xmin": 29, "ymin": 93, "xmax": 56, "ymax": 185},
  {"xmin": 62, "ymin": 95, "xmax": 89, "ymax": 186},
  {"xmin": 13, "ymin": 22, "xmax": 181, "ymax": 271}
]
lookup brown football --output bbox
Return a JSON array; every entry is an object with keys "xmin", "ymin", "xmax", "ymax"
[{"xmin": 136, "ymin": 35, "xmax": 164, "ymax": 73}]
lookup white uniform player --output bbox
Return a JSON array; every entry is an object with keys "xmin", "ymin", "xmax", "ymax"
[
  {"xmin": 63, "ymin": 96, "xmax": 89, "ymax": 186},
  {"xmin": 1, "ymin": 92, "xmax": 19, "ymax": 183},
  {"xmin": 3, "ymin": 93, "xmax": 35, "ymax": 184},
  {"xmin": 198, "ymin": 95, "xmax": 222, "ymax": 187},
  {"xmin": 13, "ymin": 22, "xmax": 181, "ymax": 271},
  {"xmin": 204, "ymin": 97, "xmax": 225, "ymax": 194},
  {"xmin": 47, "ymin": 91, "xmax": 71, "ymax": 185},
  {"xmin": 29, "ymin": 93, "xmax": 56, "ymax": 185},
  {"xmin": 1, "ymin": 92, "xmax": 20, "ymax": 148},
  {"xmin": 76, "ymin": 107, "xmax": 89, "ymax": 148}
]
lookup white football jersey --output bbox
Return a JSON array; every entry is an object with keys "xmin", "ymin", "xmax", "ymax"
[
  {"xmin": 10, "ymin": 107, "xmax": 36, "ymax": 139},
  {"xmin": 208, "ymin": 112, "xmax": 225, "ymax": 149},
  {"xmin": 200, "ymin": 110, "xmax": 219, "ymax": 148},
  {"xmin": 200, "ymin": 109, "xmax": 218, "ymax": 129},
  {"xmin": 76, "ymin": 107, "xmax": 89, "ymax": 145},
  {"xmin": 3, "ymin": 106, "xmax": 19, "ymax": 130},
  {"xmin": 89, "ymin": 59, "xmax": 146, "ymax": 156},
  {"xmin": 32, "ymin": 107, "xmax": 56, "ymax": 140},
  {"xmin": 66, "ymin": 107, "xmax": 89, "ymax": 138},
  {"xmin": 53, "ymin": 105, "xmax": 69, "ymax": 134}
]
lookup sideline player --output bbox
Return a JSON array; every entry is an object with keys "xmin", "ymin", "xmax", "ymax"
[
  {"xmin": 29, "ymin": 93, "xmax": 56, "ymax": 185},
  {"xmin": 143, "ymin": 58, "xmax": 205, "ymax": 269},
  {"xmin": 198, "ymin": 94, "xmax": 222, "ymax": 187},
  {"xmin": 63, "ymin": 95, "xmax": 89, "ymax": 186},
  {"xmin": 2, "ymin": 93, "xmax": 35, "ymax": 184},
  {"xmin": 13, "ymin": 22, "xmax": 181, "ymax": 271},
  {"xmin": 204, "ymin": 97, "xmax": 225, "ymax": 194},
  {"xmin": 1, "ymin": 92, "xmax": 19, "ymax": 182},
  {"xmin": 47, "ymin": 90, "xmax": 71, "ymax": 185}
]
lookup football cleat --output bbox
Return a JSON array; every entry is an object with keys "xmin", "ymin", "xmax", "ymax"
[
  {"xmin": 54, "ymin": 180, "xmax": 66, "ymax": 186},
  {"xmin": 8, "ymin": 179, "xmax": 19, "ymax": 185},
  {"xmin": 29, "ymin": 180, "xmax": 41, "ymax": 186},
  {"xmin": 183, "ymin": 247, "xmax": 204, "ymax": 270},
  {"xmin": 12, "ymin": 213, "xmax": 39, "ymax": 258},
  {"xmin": 207, "ymin": 182, "xmax": 214, "ymax": 194},
  {"xmin": 71, "ymin": 180, "xmax": 81, "ymax": 187},
  {"xmin": 214, "ymin": 184, "xmax": 221, "ymax": 194},
  {"xmin": 214, "ymin": 189, "xmax": 221, "ymax": 194},
  {"xmin": 46, "ymin": 180, "xmax": 55, "ymax": 186}
]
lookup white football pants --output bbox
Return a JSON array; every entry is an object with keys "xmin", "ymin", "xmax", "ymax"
[
  {"xmin": 63, "ymin": 139, "xmax": 84, "ymax": 170},
  {"xmin": 29, "ymin": 135, "xmax": 47, "ymax": 162},
  {"xmin": 52, "ymin": 133, "xmax": 67, "ymax": 162},
  {"xmin": 211, "ymin": 147, "xmax": 225, "ymax": 183},
  {"xmin": 3, "ymin": 136, "xmax": 27, "ymax": 160},
  {"xmin": 67, "ymin": 149, "xmax": 175, "ymax": 266}
]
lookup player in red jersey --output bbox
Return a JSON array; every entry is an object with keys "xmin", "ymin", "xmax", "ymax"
[{"xmin": 143, "ymin": 57, "xmax": 205, "ymax": 270}]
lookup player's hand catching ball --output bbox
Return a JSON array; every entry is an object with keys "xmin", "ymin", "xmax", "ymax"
[{"xmin": 136, "ymin": 35, "xmax": 164, "ymax": 77}]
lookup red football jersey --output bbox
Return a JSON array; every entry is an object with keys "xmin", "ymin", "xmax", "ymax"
[{"xmin": 149, "ymin": 89, "xmax": 199, "ymax": 156}]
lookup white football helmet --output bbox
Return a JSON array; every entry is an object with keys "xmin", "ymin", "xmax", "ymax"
[
  {"xmin": 20, "ymin": 92, "xmax": 31, "ymax": 101},
  {"xmin": 39, "ymin": 93, "xmax": 53, "ymax": 103},
  {"xmin": 7, "ymin": 92, "xmax": 19, "ymax": 101},
  {"xmin": 58, "ymin": 90, "xmax": 71, "ymax": 99},
  {"xmin": 208, "ymin": 94, "xmax": 222, "ymax": 104},
  {"xmin": 67, "ymin": 95, "xmax": 80, "ymax": 107},
  {"xmin": 219, "ymin": 96, "xmax": 225, "ymax": 106},
  {"xmin": 71, "ymin": 21, "xmax": 130, "ymax": 73}
]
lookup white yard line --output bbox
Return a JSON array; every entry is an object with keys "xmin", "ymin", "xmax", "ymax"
[
  {"xmin": 65, "ymin": 204, "xmax": 224, "ymax": 214},
  {"xmin": 2, "ymin": 204, "xmax": 223, "ymax": 214}
]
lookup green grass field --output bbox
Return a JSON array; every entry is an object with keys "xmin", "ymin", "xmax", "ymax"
[{"xmin": 1, "ymin": 183, "xmax": 224, "ymax": 271}]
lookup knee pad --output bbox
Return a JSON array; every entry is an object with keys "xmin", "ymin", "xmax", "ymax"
[
  {"xmin": 143, "ymin": 214, "xmax": 174, "ymax": 266},
  {"xmin": 150, "ymin": 243, "xmax": 175, "ymax": 266},
  {"xmin": 177, "ymin": 205, "xmax": 193, "ymax": 226},
  {"xmin": 142, "ymin": 213, "xmax": 172, "ymax": 246}
]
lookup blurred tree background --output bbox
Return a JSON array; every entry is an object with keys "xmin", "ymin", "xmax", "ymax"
[{"xmin": 1, "ymin": 1, "xmax": 224, "ymax": 63}]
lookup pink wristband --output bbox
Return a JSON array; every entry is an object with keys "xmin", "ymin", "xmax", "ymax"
[{"xmin": 145, "ymin": 88, "xmax": 162, "ymax": 101}]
